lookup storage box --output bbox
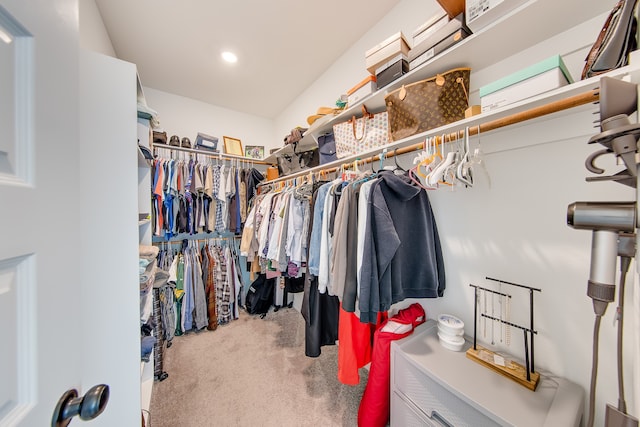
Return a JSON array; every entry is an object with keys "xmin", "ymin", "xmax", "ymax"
[
  {"xmin": 376, "ymin": 59, "xmax": 410, "ymax": 89},
  {"xmin": 410, "ymin": 28, "xmax": 470, "ymax": 70},
  {"xmin": 466, "ymin": 0, "xmax": 528, "ymax": 33},
  {"xmin": 480, "ymin": 55, "xmax": 573, "ymax": 112},
  {"xmin": 409, "ymin": 13, "xmax": 467, "ymax": 62},
  {"xmin": 365, "ymin": 32, "xmax": 411, "ymax": 75},
  {"xmin": 195, "ymin": 132, "xmax": 219, "ymax": 151},
  {"xmin": 412, "ymin": 12, "xmax": 449, "ymax": 46},
  {"xmin": 347, "ymin": 75, "xmax": 377, "ymax": 106}
]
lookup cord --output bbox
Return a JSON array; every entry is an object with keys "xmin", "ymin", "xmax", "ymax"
[
  {"xmin": 587, "ymin": 314, "xmax": 602, "ymax": 427},
  {"xmin": 616, "ymin": 255, "xmax": 631, "ymax": 413}
]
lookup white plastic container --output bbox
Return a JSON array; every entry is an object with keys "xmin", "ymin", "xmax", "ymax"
[
  {"xmin": 437, "ymin": 314, "xmax": 464, "ymax": 336},
  {"xmin": 438, "ymin": 331, "xmax": 465, "ymax": 351}
]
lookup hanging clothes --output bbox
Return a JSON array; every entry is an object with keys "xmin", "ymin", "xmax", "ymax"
[{"xmin": 151, "ymin": 150, "xmax": 263, "ymax": 238}]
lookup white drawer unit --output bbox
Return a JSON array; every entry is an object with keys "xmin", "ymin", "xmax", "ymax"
[
  {"xmin": 391, "ymin": 320, "xmax": 584, "ymax": 427},
  {"xmin": 392, "ymin": 391, "xmax": 439, "ymax": 427}
]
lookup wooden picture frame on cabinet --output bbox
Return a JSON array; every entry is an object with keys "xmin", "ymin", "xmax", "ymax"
[{"xmin": 223, "ymin": 136, "xmax": 243, "ymax": 156}]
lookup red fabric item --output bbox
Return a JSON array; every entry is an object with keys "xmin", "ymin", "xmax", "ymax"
[
  {"xmin": 337, "ymin": 306, "xmax": 383, "ymax": 385},
  {"xmin": 357, "ymin": 303, "xmax": 426, "ymax": 427}
]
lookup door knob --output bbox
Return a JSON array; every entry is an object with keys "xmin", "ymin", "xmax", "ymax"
[{"xmin": 51, "ymin": 384, "xmax": 109, "ymax": 427}]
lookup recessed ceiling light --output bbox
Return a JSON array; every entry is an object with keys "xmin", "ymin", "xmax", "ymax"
[
  {"xmin": 0, "ymin": 26, "xmax": 13, "ymax": 44},
  {"xmin": 221, "ymin": 51, "xmax": 237, "ymax": 64}
]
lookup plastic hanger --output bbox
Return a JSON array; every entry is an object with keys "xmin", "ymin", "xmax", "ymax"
[
  {"xmin": 392, "ymin": 148, "xmax": 406, "ymax": 172},
  {"xmin": 456, "ymin": 127, "xmax": 473, "ymax": 187},
  {"xmin": 426, "ymin": 135, "xmax": 455, "ymax": 186}
]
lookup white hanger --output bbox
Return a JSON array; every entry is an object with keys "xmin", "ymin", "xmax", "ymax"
[{"xmin": 456, "ymin": 127, "xmax": 473, "ymax": 187}]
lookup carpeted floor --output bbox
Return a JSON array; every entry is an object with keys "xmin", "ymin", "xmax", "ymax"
[{"xmin": 149, "ymin": 307, "xmax": 368, "ymax": 426}]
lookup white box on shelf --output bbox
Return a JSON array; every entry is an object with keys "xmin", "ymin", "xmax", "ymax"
[
  {"xmin": 466, "ymin": 0, "xmax": 528, "ymax": 33},
  {"xmin": 412, "ymin": 12, "xmax": 449, "ymax": 46},
  {"xmin": 365, "ymin": 32, "xmax": 410, "ymax": 75},
  {"xmin": 480, "ymin": 55, "xmax": 573, "ymax": 112},
  {"xmin": 347, "ymin": 75, "xmax": 377, "ymax": 106}
]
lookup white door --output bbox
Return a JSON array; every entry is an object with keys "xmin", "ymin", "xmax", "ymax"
[{"xmin": 0, "ymin": 1, "xmax": 140, "ymax": 426}]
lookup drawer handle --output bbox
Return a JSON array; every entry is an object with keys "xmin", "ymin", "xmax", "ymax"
[{"xmin": 431, "ymin": 410, "xmax": 454, "ymax": 427}]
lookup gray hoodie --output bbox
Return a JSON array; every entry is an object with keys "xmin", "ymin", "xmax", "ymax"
[{"xmin": 359, "ymin": 171, "xmax": 445, "ymax": 323}]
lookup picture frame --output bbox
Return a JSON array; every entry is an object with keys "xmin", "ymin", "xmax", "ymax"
[
  {"xmin": 244, "ymin": 145, "xmax": 264, "ymax": 159},
  {"xmin": 223, "ymin": 136, "xmax": 243, "ymax": 156}
]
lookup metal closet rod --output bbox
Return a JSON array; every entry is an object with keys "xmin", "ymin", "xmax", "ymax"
[
  {"xmin": 261, "ymin": 88, "xmax": 600, "ymax": 185},
  {"xmin": 151, "ymin": 143, "xmax": 273, "ymax": 165}
]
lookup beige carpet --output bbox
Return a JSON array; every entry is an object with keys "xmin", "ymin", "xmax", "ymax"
[{"xmin": 149, "ymin": 307, "xmax": 368, "ymax": 427}]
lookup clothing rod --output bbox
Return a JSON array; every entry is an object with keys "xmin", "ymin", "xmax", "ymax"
[
  {"xmin": 152, "ymin": 236, "xmax": 239, "ymax": 245},
  {"xmin": 259, "ymin": 88, "xmax": 600, "ymax": 186},
  {"xmin": 151, "ymin": 143, "xmax": 274, "ymax": 165}
]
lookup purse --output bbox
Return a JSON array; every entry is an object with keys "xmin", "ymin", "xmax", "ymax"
[
  {"xmin": 384, "ymin": 67, "xmax": 470, "ymax": 141},
  {"xmin": 582, "ymin": 0, "xmax": 639, "ymax": 79},
  {"xmin": 317, "ymin": 132, "xmax": 338, "ymax": 164},
  {"xmin": 333, "ymin": 106, "xmax": 389, "ymax": 159}
]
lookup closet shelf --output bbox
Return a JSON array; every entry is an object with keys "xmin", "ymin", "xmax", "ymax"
[
  {"xmin": 259, "ymin": 63, "xmax": 639, "ymax": 186},
  {"xmin": 152, "ymin": 143, "xmax": 274, "ymax": 165},
  {"xmin": 270, "ymin": 0, "xmax": 612, "ymax": 160}
]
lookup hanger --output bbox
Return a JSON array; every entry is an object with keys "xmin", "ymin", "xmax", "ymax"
[
  {"xmin": 455, "ymin": 127, "xmax": 473, "ymax": 187},
  {"xmin": 392, "ymin": 148, "xmax": 406, "ymax": 172},
  {"xmin": 426, "ymin": 134, "xmax": 454, "ymax": 187}
]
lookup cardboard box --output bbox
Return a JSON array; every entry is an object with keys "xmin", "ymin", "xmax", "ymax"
[
  {"xmin": 466, "ymin": 0, "xmax": 528, "ymax": 33},
  {"xmin": 376, "ymin": 59, "xmax": 410, "ymax": 89},
  {"xmin": 480, "ymin": 55, "xmax": 573, "ymax": 112},
  {"xmin": 347, "ymin": 75, "xmax": 377, "ymax": 106},
  {"xmin": 410, "ymin": 28, "xmax": 470, "ymax": 70},
  {"xmin": 409, "ymin": 13, "xmax": 467, "ymax": 62},
  {"xmin": 195, "ymin": 132, "xmax": 219, "ymax": 151},
  {"xmin": 413, "ymin": 12, "xmax": 449, "ymax": 46},
  {"xmin": 365, "ymin": 32, "xmax": 411, "ymax": 75},
  {"xmin": 374, "ymin": 53, "xmax": 408, "ymax": 75}
]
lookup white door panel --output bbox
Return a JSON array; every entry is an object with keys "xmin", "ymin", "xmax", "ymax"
[{"xmin": 0, "ymin": 1, "xmax": 138, "ymax": 425}]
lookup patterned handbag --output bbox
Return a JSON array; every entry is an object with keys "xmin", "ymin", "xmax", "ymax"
[
  {"xmin": 333, "ymin": 106, "xmax": 389, "ymax": 158},
  {"xmin": 385, "ymin": 67, "xmax": 470, "ymax": 141}
]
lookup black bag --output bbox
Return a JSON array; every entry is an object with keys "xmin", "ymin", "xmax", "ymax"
[
  {"xmin": 284, "ymin": 275, "xmax": 305, "ymax": 293},
  {"xmin": 245, "ymin": 274, "xmax": 275, "ymax": 317},
  {"xmin": 297, "ymin": 148, "xmax": 319, "ymax": 169},
  {"xmin": 317, "ymin": 132, "xmax": 337, "ymax": 164}
]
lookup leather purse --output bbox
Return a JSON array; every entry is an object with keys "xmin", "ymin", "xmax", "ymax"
[
  {"xmin": 384, "ymin": 67, "xmax": 470, "ymax": 141},
  {"xmin": 333, "ymin": 106, "xmax": 389, "ymax": 159},
  {"xmin": 582, "ymin": 0, "xmax": 639, "ymax": 79}
]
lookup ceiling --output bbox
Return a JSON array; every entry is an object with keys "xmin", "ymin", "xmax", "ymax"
[{"xmin": 95, "ymin": 0, "xmax": 402, "ymax": 119}]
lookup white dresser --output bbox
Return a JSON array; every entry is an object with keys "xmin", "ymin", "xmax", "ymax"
[{"xmin": 391, "ymin": 320, "xmax": 584, "ymax": 426}]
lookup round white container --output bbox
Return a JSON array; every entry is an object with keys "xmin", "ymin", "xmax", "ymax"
[
  {"xmin": 437, "ymin": 314, "xmax": 464, "ymax": 336},
  {"xmin": 437, "ymin": 331, "xmax": 465, "ymax": 352}
]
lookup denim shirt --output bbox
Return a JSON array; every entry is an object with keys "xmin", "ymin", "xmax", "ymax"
[{"xmin": 307, "ymin": 181, "xmax": 335, "ymax": 276}]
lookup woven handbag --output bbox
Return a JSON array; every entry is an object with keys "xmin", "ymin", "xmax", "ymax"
[
  {"xmin": 333, "ymin": 106, "xmax": 389, "ymax": 159},
  {"xmin": 385, "ymin": 67, "xmax": 470, "ymax": 141}
]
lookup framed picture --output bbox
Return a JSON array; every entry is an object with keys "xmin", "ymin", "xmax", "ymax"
[
  {"xmin": 223, "ymin": 136, "xmax": 243, "ymax": 156},
  {"xmin": 245, "ymin": 145, "xmax": 264, "ymax": 159}
]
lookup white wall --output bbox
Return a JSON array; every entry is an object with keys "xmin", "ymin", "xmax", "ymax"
[
  {"xmin": 79, "ymin": 0, "xmax": 116, "ymax": 57},
  {"xmin": 143, "ymin": 86, "xmax": 277, "ymax": 154},
  {"xmin": 274, "ymin": 0, "xmax": 443, "ymax": 139}
]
